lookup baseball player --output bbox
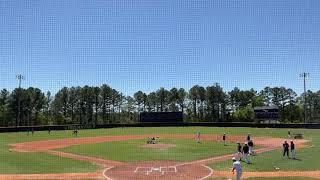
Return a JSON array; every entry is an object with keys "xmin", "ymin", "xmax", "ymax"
[
  {"xmin": 196, "ymin": 131, "xmax": 201, "ymax": 143},
  {"xmin": 290, "ymin": 140, "xmax": 296, "ymax": 159},
  {"xmin": 283, "ymin": 140, "xmax": 289, "ymax": 158},
  {"xmin": 232, "ymin": 157, "xmax": 242, "ymax": 180},
  {"xmin": 248, "ymin": 139, "xmax": 254, "ymax": 155},
  {"xmin": 223, "ymin": 133, "xmax": 227, "ymax": 146},
  {"xmin": 242, "ymin": 142, "xmax": 251, "ymax": 164},
  {"xmin": 288, "ymin": 130, "xmax": 291, "ymax": 139},
  {"xmin": 73, "ymin": 127, "xmax": 78, "ymax": 136},
  {"xmin": 247, "ymin": 133, "xmax": 251, "ymax": 141},
  {"xmin": 236, "ymin": 142, "xmax": 242, "ymax": 161}
]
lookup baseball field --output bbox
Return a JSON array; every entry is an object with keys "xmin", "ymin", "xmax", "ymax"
[{"xmin": 0, "ymin": 127, "xmax": 319, "ymax": 180}]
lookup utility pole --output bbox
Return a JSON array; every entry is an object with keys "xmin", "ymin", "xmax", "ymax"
[
  {"xmin": 16, "ymin": 74, "xmax": 24, "ymax": 127},
  {"xmin": 300, "ymin": 72, "xmax": 309, "ymax": 124}
]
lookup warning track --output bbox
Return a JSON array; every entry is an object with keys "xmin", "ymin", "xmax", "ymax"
[{"xmin": 6, "ymin": 134, "xmax": 312, "ymax": 179}]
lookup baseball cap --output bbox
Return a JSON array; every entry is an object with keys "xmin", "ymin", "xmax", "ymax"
[{"xmin": 232, "ymin": 157, "xmax": 236, "ymax": 161}]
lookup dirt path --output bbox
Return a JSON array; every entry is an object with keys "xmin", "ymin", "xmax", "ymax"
[{"xmin": 6, "ymin": 134, "xmax": 313, "ymax": 179}]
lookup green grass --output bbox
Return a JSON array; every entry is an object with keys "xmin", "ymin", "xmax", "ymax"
[
  {"xmin": 60, "ymin": 138, "xmax": 235, "ymax": 162},
  {"xmin": 211, "ymin": 136, "xmax": 320, "ymax": 172},
  {"xmin": 0, "ymin": 127, "xmax": 319, "ymax": 174}
]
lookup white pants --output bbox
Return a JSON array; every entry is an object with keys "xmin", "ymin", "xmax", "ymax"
[
  {"xmin": 237, "ymin": 152, "xmax": 242, "ymax": 160},
  {"xmin": 243, "ymin": 153, "xmax": 250, "ymax": 163},
  {"xmin": 249, "ymin": 146, "xmax": 253, "ymax": 154},
  {"xmin": 291, "ymin": 149, "xmax": 296, "ymax": 159},
  {"xmin": 236, "ymin": 170, "xmax": 242, "ymax": 180}
]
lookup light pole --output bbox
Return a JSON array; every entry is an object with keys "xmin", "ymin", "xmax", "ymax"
[
  {"xmin": 16, "ymin": 74, "xmax": 24, "ymax": 127},
  {"xmin": 300, "ymin": 72, "xmax": 309, "ymax": 124}
]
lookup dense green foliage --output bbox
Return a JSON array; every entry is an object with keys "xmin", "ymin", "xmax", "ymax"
[{"xmin": 0, "ymin": 85, "xmax": 320, "ymax": 126}]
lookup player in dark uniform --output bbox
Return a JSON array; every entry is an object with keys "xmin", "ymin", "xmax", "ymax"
[
  {"xmin": 247, "ymin": 133, "xmax": 251, "ymax": 141},
  {"xmin": 242, "ymin": 142, "xmax": 251, "ymax": 164},
  {"xmin": 73, "ymin": 127, "xmax": 78, "ymax": 136},
  {"xmin": 283, "ymin": 141, "xmax": 289, "ymax": 158},
  {"xmin": 223, "ymin": 133, "xmax": 227, "ymax": 146}
]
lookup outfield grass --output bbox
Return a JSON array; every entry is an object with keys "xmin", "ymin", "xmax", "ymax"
[
  {"xmin": 60, "ymin": 138, "xmax": 235, "ymax": 162},
  {"xmin": 211, "ymin": 136, "xmax": 320, "ymax": 172},
  {"xmin": 0, "ymin": 127, "xmax": 319, "ymax": 174},
  {"xmin": 0, "ymin": 143, "xmax": 98, "ymax": 174}
]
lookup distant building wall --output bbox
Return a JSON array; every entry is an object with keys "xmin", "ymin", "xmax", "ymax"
[
  {"xmin": 139, "ymin": 112, "xmax": 184, "ymax": 123},
  {"xmin": 254, "ymin": 106, "xmax": 279, "ymax": 123}
]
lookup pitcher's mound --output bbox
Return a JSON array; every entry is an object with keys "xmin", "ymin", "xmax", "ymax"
[{"xmin": 142, "ymin": 144, "xmax": 176, "ymax": 150}]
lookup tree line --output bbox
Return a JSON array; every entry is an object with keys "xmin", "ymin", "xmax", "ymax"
[{"xmin": 0, "ymin": 84, "xmax": 320, "ymax": 127}]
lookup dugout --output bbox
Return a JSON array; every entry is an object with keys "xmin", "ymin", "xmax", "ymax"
[{"xmin": 139, "ymin": 112, "xmax": 184, "ymax": 123}]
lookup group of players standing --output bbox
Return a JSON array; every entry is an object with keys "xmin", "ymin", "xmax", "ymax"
[
  {"xmin": 234, "ymin": 133, "xmax": 254, "ymax": 164},
  {"xmin": 226, "ymin": 132, "xmax": 296, "ymax": 180}
]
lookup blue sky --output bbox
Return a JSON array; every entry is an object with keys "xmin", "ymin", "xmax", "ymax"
[{"xmin": 0, "ymin": 0, "xmax": 319, "ymax": 95}]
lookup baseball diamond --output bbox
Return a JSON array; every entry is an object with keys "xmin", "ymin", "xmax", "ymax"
[{"xmin": 1, "ymin": 127, "xmax": 320, "ymax": 180}]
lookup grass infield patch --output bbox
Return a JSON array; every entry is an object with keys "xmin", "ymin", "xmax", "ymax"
[{"xmin": 60, "ymin": 138, "xmax": 236, "ymax": 162}]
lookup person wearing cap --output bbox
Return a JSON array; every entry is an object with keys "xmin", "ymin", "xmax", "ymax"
[
  {"xmin": 290, "ymin": 140, "xmax": 296, "ymax": 159},
  {"xmin": 236, "ymin": 142, "xmax": 242, "ymax": 161},
  {"xmin": 283, "ymin": 140, "xmax": 290, "ymax": 158},
  {"xmin": 232, "ymin": 157, "xmax": 242, "ymax": 180},
  {"xmin": 223, "ymin": 133, "xmax": 227, "ymax": 146},
  {"xmin": 242, "ymin": 142, "xmax": 251, "ymax": 164}
]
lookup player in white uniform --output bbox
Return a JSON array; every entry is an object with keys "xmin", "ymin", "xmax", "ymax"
[
  {"xmin": 196, "ymin": 131, "xmax": 201, "ymax": 143},
  {"xmin": 232, "ymin": 157, "xmax": 242, "ymax": 180}
]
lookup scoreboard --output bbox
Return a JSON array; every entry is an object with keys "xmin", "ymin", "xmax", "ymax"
[
  {"xmin": 254, "ymin": 106, "xmax": 279, "ymax": 120},
  {"xmin": 139, "ymin": 112, "xmax": 184, "ymax": 123}
]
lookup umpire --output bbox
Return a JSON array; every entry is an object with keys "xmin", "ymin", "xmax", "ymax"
[
  {"xmin": 242, "ymin": 142, "xmax": 251, "ymax": 164},
  {"xmin": 283, "ymin": 140, "xmax": 289, "ymax": 158}
]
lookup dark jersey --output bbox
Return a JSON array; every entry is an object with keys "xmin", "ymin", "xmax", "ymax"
[
  {"xmin": 247, "ymin": 135, "xmax": 251, "ymax": 141},
  {"xmin": 223, "ymin": 135, "xmax": 226, "ymax": 141},
  {"xmin": 283, "ymin": 142, "xmax": 289, "ymax": 150},
  {"xmin": 290, "ymin": 142, "xmax": 295, "ymax": 150},
  {"xmin": 248, "ymin": 141, "xmax": 253, "ymax": 147},
  {"xmin": 243, "ymin": 145, "xmax": 249, "ymax": 154}
]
